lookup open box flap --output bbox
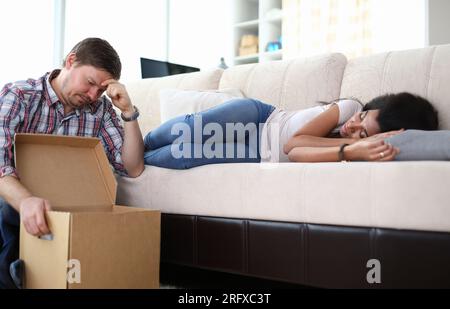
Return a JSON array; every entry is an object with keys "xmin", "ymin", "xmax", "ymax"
[
  {"xmin": 14, "ymin": 134, "xmax": 116, "ymax": 212},
  {"xmin": 19, "ymin": 211, "xmax": 72, "ymax": 289}
]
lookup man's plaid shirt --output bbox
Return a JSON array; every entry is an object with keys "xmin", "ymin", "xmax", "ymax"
[{"xmin": 0, "ymin": 70, "xmax": 127, "ymax": 178}]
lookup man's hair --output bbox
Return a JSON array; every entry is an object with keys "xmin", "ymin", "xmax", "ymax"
[
  {"xmin": 63, "ymin": 38, "xmax": 121, "ymax": 80},
  {"xmin": 362, "ymin": 92, "xmax": 439, "ymax": 132}
]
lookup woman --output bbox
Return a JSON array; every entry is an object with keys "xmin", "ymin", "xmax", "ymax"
[{"xmin": 143, "ymin": 92, "xmax": 438, "ymax": 169}]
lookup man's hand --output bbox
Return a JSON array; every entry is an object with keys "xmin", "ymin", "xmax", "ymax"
[
  {"xmin": 19, "ymin": 197, "xmax": 52, "ymax": 236},
  {"xmin": 101, "ymin": 79, "xmax": 134, "ymax": 115}
]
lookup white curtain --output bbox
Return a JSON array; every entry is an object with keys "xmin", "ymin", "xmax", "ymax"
[{"xmin": 282, "ymin": 0, "xmax": 373, "ymax": 59}]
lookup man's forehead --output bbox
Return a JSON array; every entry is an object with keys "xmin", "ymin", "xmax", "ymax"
[{"xmin": 81, "ymin": 66, "xmax": 112, "ymax": 84}]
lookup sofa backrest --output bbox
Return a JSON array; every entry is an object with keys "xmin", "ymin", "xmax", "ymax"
[
  {"xmin": 125, "ymin": 69, "xmax": 223, "ymax": 135},
  {"xmin": 219, "ymin": 53, "xmax": 347, "ymax": 111},
  {"xmin": 124, "ymin": 53, "xmax": 347, "ymax": 135},
  {"xmin": 340, "ymin": 44, "xmax": 450, "ymax": 130},
  {"xmin": 125, "ymin": 44, "xmax": 450, "ymax": 135}
]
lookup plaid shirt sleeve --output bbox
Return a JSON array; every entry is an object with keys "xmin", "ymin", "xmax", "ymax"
[
  {"xmin": 98, "ymin": 97, "xmax": 129, "ymax": 177},
  {"xmin": 0, "ymin": 85, "xmax": 25, "ymax": 179}
]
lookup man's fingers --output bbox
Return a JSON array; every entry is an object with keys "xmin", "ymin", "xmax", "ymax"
[
  {"xmin": 108, "ymin": 87, "xmax": 120, "ymax": 98},
  {"xmin": 100, "ymin": 79, "xmax": 118, "ymax": 87},
  {"xmin": 23, "ymin": 221, "xmax": 33, "ymax": 235},
  {"xmin": 35, "ymin": 213, "xmax": 50, "ymax": 235},
  {"xmin": 27, "ymin": 219, "xmax": 41, "ymax": 236},
  {"xmin": 44, "ymin": 200, "xmax": 52, "ymax": 212}
]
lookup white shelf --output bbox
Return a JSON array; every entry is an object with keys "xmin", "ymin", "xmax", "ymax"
[
  {"xmin": 234, "ymin": 54, "xmax": 259, "ymax": 61},
  {"xmin": 263, "ymin": 16, "xmax": 282, "ymax": 23},
  {"xmin": 262, "ymin": 49, "xmax": 283, "ymax": 57},
  {"xmin": 235, "ymin": 19, "xmax": 259, "ymax": 29},
  {"xmin": 233, "ymin": 0, "xmax": 283, "ymax": 66}
]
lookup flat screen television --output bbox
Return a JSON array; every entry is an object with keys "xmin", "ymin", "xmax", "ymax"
[{"xmin": 140, "ymin": 57, "xmax": 200, "ymax": 78}]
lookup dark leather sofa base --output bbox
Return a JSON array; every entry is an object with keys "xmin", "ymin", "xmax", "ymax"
[{"xmin": 161, "ymin": 214, "xmax": 450, "ymax": 288}]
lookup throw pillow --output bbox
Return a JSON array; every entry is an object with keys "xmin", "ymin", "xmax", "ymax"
[
  {"xmin": 385, "ymin": 130, "xmax": 450, "ymax": 161},
  {"xmin": 159, "ymin": 88, "xmax": 245, "ymax": 122}
]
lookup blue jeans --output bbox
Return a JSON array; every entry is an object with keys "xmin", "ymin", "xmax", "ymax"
[
  {"xmin": 0, "ymin": 198, "xmax": 19, "ymax": 289},
  {"xmin": 144, "ymin": 98, "xmax": 275, "ymax": 169}
]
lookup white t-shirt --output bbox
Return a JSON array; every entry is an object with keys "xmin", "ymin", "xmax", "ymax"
[{"xmin": 260, "ymin": 99, "xmax": 363, "ymax": 162}]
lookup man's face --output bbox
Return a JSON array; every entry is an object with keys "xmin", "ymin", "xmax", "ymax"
[{"xmin": 60, "ymin": 56, "xmax": 113, "ymax": 109}]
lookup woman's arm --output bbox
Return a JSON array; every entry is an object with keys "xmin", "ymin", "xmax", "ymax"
[
  {"xmin": 288, "ymin": 140, "xmax": 399, "ymax": 162},
  {"xmin": 284, "ymin": 104, "xmax": 357, "ymax": 154},
  {"xmin": 283, "ymin": 135, "xmax": 357, "ymax": 154}
]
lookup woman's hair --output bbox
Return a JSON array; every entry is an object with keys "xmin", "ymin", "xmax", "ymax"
[
  {"xmin": 63, "ymin": 38, "xmax": 122, "ymax": 80},
  {"xmin": 362, "ymin": 92, "xmax": 439, "ymax": 132},
  {"xmin": 318, "ymin": 97, "xmax": 364, "ymax": 107}
]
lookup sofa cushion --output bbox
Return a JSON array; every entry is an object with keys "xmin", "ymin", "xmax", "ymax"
[
  {"xmin": 385, "ymin": 130, "xmax": 450, "ymax": 161},
  {"xmin": 159, "ymin": 88, "xmax": 244, "ymax": 122},
  {"xmin": 218, "ymin": 53, "xmax": 347, "ymax": 111},
  {"xmin": 116, "ymin": 161, "xmax": 450, "ymax": 233},
  {"xmin": 125, "ymin": 69, "xmax": 224, "ymax": 134}
]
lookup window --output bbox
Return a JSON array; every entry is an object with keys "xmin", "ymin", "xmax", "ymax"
[
  {"xmin": 0, "ymin": 0, "xmax": 54, "ymax": 87},
  {"xmin": 64, "ymin": 0, "xmax": 168, "ymax": 82},
  {"xmin": 370, "ymin": 0, "xmax": 427, "ymax": 54},
  {"xmin": 168, "ymin": 0, "xmax": 233, "ymax": 70}
]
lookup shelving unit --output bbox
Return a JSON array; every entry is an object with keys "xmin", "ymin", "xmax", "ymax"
[{"xmin": 232, "ymin": 0, "xmax": 283, "ymax": 65}]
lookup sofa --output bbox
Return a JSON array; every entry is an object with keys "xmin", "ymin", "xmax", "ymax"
[{"xmin": 117, "ymin": 44, "xmax": 450, "ymax": 288}]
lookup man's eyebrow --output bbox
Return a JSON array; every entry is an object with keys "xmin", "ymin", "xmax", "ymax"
[{"xmin": 89, "ymin": 77, "xmax": 107, "ymax": 91}]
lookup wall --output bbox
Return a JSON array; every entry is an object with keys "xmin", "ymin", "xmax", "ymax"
[
  {"xmin": 168, "ymin": 0, "xmax": 233, "ymax": 71},
  {"xmin": 428, "ymin": 0, "xmax": 450, "ymax": 45}
]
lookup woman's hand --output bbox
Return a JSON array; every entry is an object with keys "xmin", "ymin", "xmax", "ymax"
[
  {"xmin": 345, "ymin": 140, "xmax": 400, "ymax": 161},
  {"xmin": 362, "ymin": 129, "xmax": 404, "ymax": 143}
]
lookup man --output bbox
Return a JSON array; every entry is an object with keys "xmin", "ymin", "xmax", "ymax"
[{"xmin": 0, "ymin": 38, "xmax": 144, "ymax": 288}]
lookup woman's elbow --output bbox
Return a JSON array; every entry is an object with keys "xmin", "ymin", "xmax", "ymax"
[
  {"xmin": 287, "ymin": 149, "xmax": 301, "ymax": 162},
  {"xmin": 284, "ymin": 135, "xmax": 307, "ymax": 155},
  {"xmin": 284, "ymin": 137, "xmax": 298, "ymax": 154},
  {"xmin": 283, "ymin": 143, "xmax": 291, "ymax": 155}
]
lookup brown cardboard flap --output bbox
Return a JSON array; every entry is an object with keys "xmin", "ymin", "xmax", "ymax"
[
  {"xmin": 20, "ymin": 211, "xmax": 71, "ymax": 289},
  {"xmin": 68, "ymin": 207, "xmax": 161, "ymax": 288},
  {"xmin": 14, "ymin": 134, "xmax": 116, "ymax": 212}
]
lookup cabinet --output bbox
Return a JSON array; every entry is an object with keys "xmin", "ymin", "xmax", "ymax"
[{"xmin": 232, "ymin": 0, "xmax": 283, "ymax": 65}]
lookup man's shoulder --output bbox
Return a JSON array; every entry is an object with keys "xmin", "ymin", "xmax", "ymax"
[{"xmin": 1, "ymin": 75, "xmax": 46, "ymax": 100}]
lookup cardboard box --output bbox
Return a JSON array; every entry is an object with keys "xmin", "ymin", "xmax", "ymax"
[
  {"xmin": 240, "ymin": 34, "xmax": 258, "ymax": 47},
  {"xmin": 239, "ymin": 46, "xmax": 258, "ymax": 56},
  {"xmin": 15, "ymin": 134, "xmax": 160, "ymax": 289},
  {"xmin": 239, "ymin": 34, "xmax": 259, "ymax": 56}
]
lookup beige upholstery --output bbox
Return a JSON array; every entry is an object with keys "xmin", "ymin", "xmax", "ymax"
[
  {"xmin": 125, "ymin": 68, "xmax": 223, "ymax": 135},
  {"xmin": 117, "ymin": 161, "xmax": 450, "ymax": 233},
  {"xmin": 118, "ymin": 45, "xmax": 450, "ymax": 233},
  {"xmin": 219, "ymin": 53, "xmax": 346, "ymax": 111}
]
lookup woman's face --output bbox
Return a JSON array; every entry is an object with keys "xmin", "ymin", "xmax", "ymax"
[{"xmin": 340, "ymin": 110, "xmax": 381, "ymax": 138}]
